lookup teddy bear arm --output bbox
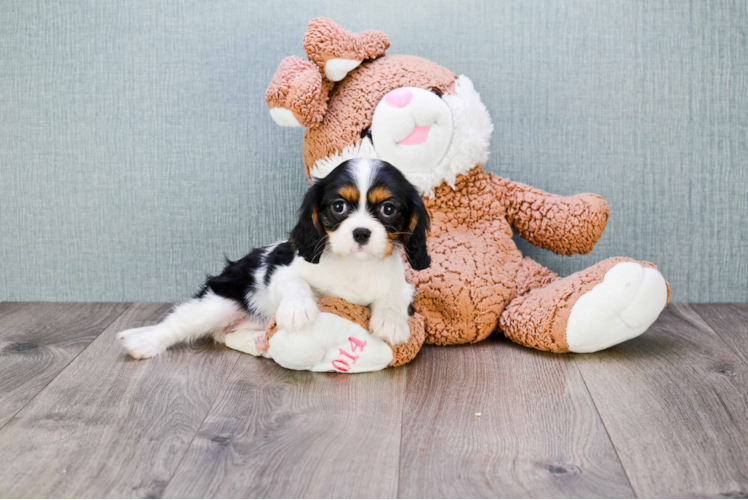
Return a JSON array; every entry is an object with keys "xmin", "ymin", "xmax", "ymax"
[{"xmin": 497, "ymin": 178, "xmax": 610, "ymax": 256}]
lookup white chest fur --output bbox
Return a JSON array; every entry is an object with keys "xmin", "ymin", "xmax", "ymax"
[{"xmin": 294, "ymin": 251, "xmax": 405, "ymax": 307}]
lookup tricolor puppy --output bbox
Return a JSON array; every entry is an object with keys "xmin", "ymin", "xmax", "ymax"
[{"xmin": 118, "ymin": 158, "xmax": 430, "ymax": 359}]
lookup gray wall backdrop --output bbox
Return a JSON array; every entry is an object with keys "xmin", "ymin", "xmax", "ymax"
[{"xmin": 1, "ymin": 0, "xmax": 746, "ymax": 303}]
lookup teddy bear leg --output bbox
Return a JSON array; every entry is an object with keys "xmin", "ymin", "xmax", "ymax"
[
  {"xmin": 499, "ymin": 257, "xmax": 669, "ymax": 353},
  {"xmin": 263, "ymin": 297, "xmax": 426, "ymax": 372}
]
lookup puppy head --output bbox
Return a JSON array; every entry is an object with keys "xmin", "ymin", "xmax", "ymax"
[{"xmin": 290, "ymin": 158, "xmax": 430, "ymax": 269}]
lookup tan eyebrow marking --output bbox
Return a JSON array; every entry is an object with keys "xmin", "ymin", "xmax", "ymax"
[
  {"xmin": 367, "ymin": 186, "xmax": 392, "ymax": 205},
  {"xmin": 338, "ymin": 185, "xmax": 360, "ymax": 203}
]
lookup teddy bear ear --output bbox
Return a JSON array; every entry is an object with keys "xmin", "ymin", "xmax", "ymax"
[
  {"xmin": 265, "ymin": 56, "xmax": 333, "ymax": 128},
  {"xmin": 303, "ymin": 17, "xmax": 390, "ymax": 82}
]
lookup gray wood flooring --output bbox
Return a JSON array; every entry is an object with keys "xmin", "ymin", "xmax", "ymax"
[{"xmin": 0, "ymin": 302, "xmax": 746, "ymax": 498}]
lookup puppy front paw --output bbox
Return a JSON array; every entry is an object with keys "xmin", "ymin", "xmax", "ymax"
[
  {"xmin": 276, "ymin": 298, "xmax": 319, "ymax": 331},
  {"xmin": 119, "ymin": 326, "xmax": 165, "ymax": 359},
  {"xmin": 370, "ymin": 314, "xmax": 410, "ymax": 345}
]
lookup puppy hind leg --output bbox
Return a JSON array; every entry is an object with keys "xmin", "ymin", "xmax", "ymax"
[
  {"xmin": 118, "ymin": 291, "xmax": 245, "ymax": 359},
  {"xmin": 225, "ymin": 329, "xmax": 270, "ymax": 357},
  {"xmin": 218, "ymin": 316, "xmax": 269, "ymax": 355}
]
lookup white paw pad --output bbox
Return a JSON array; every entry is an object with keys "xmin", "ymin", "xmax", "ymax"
[
  {"xmin": 370, "ymin": 314, "xmax": 410, "ymax": 345},
  {"xmin": 275, "ymin": 298, "xmax": 319, "ymax": 331},
  {"xmin": 118, "ymin": 326, "xmax": 166, "ymax": 359},
  {"xmin": 566, "ymin": 262, "xmax": 668, "ymax": 353}
]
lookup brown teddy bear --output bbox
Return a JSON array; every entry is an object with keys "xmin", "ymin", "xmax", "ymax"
[{"xmin": 225, "ymin": 18, "xmax": 670, "ymax": 372}]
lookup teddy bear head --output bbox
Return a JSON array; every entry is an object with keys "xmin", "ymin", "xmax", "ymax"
[{"xmin": 266, "ymin": 18, "xmax": 494, "ymax": 196}]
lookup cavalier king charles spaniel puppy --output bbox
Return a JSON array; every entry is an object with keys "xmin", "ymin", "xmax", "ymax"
[{"xmin": 118, "ymin": 158, "xmax": 430, "ymax": 359}]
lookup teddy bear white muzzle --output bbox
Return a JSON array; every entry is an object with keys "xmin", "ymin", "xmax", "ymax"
[{"xmin": 371, "ymin": 86, "xmax": 454, "ymax": 178}]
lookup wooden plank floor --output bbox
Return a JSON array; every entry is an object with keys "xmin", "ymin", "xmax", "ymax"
[{"xmin": 0, "ymin": 303, "xmax": 746, "ymax": 498}]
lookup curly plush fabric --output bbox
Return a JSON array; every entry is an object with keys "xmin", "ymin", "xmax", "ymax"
[
  {"xmin": 303, "ymin": 55, "xmax": 456, "ymax": 175},
  {"xmin": 404, "ymin": 166, "xmax": 611, "ymax": 346},
  {"xmin": 514, "ymin": 257, "xmax": 559, "ymax": 297},
  {"xmin": 263, "ymin": 18, "xmax": 670, "ymax": 362},
  {"xmin": 501, "ymin": 257, "xmax": 631, "ymax": 352},
  {"xmin": 303, "ymin": 18, "xmax": 389, "ymax": 68},
  {"xmin": 500, "ymin": 257, "xmax": 670, "ymax": 352},
  {"xmin": 495, "ymin": 178, "xmax": 610, "ymax": 256},
  {"xmin": 265, "ymin": 56, "xmax": 333, "ymax": 128},
  {"xmin": 265, "ymin": 296, "xmax": 426, "ymax": 366},
  {"xmin": 406, "ymin": 167, "xmax": 522, "ymax": 345}
]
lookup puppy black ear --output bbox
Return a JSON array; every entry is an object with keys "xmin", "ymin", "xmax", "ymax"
[
  {"xmin": 404, "ymin": 193, "xmax": 431, "ymax": 271},
  {"xmin": 290, "ymin": 183, "xmax": 326, "ymax": 264}
]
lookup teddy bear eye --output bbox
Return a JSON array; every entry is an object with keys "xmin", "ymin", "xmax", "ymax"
[
  {"xmin": 360, "ymin": 128, "xmax": 373, "ymax": 141},
  {"xmin": 430, "ymin": 89, "xmax": 442, "ymax": 98}
]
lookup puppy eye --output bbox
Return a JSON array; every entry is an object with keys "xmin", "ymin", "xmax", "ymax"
[
  {"xmin": 380, "ymin": 202, "xmax": 396, "ymax": 218},
  {"xmin": 332, "ymin": 200, "xmax": 348, "ymax": 215},
  {"xmin": 360, "ymin": 128, "xmax": 373, "ymax": 141},
  {"xmin": 430, "ymin": 89, "xmax": 442, "ymax": 98}
]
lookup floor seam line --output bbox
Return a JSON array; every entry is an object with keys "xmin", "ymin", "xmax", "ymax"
[
  {"xmin": 0, "ymin": 302, "xmax": 134, "ymax": 434},
  {"xmin": 572, "ymin": 356, "xmax": 639, "ymax": 498}
]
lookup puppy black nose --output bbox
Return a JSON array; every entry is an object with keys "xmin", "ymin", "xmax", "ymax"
[{"xmin": 353, "ymin": 227, "xmax": 371, "ymax": 244}]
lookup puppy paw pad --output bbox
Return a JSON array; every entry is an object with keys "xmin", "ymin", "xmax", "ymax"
[
  {"xmin": 276, "ymin": 299, "xmax": 319, "ymax": 331},
  {"xmin": 370, "ymin": 315, "xmax": 410, "ymax": 345},
  {"xmin": 120, "ymin": 329, "xmax": 164, "ymax": 359}
]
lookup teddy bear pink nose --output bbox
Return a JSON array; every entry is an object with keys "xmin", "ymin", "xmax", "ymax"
[{"xmin": 384, "ymin": 88, "xmax": 413, "ymax": 108}]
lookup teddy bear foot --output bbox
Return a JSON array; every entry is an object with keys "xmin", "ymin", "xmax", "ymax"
[
  {"xmin": 250, "ymin": 297, "xmax": 426, "ymax": 372},
  {"xmin": 267, "ymin": 312, "xmax": 394, "ymax": 372},
  {"xmin": 565, "ymin": 262, "xmax": 668, "ymax": 353}
]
